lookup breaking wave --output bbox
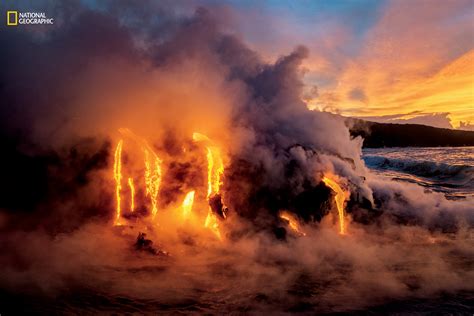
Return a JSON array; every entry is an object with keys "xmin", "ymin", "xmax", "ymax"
[
  {"xmin": 363, "ymin": 147, "xmax": 474, "ymax": 199},
  {"xmin": 364, "ymin": 156, "xmax": 474, "ymax": 184}
]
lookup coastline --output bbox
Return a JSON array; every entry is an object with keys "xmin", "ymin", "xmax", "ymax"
[{"xmin": 349, "ymin": 119, "xmax": 474, "ymax": 148}]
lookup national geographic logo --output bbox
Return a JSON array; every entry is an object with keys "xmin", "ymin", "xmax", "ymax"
[{"xmin": 6, "ymin": 10, "xmax": 54, "ymax": 26}]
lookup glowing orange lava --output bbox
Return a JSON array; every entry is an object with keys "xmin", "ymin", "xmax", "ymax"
[
  {"xmin": 182, "ymin": 190, "xmax": 195, "ymax": 219},
  {"xmin": 144, "ymin": 146, "xmax": 162, "ymax": 220},
  {"xmin": 204, "ymin": 212, "xmax": 222, "ymax": 240},
  {"xmin": 322, "ymin": 175, "xmax": 348, "ymax": 235},
  {"xmin": 128, "ymin": 177, "xmax": 135, "ymax": 212},
  {"xmin": 112, "ymin": 129, "xmax": 163, "ymax": 225},
  {"xmin": 192, "ymin": 133, "xmax": 224, "ymax": 198},
  {"xmin": 193, "ymin": 132, "xmax": 225, "ymax": 239},
  {"xmin": 113, "ymin": 139, "xmax": 123, "ymax": 225},
  {"xmin": 279, "ymin": 211, "xmax": 306, "ymax": 236}
]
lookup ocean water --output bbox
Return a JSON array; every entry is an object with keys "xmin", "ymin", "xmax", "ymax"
[{"xmin": 363, "ymin": 147, "xmax": 474, "ymax": 199}]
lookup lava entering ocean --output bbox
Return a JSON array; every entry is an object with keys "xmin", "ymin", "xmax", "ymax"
[
  {"xmin": 192, "ymin": 132, "xmax": 226, "ymax": 239},
  {"xmin": 322, "ymin": 175, "xmax": 349, "ymax": 235},
  {"xmin": 111, "ymin": 130, "xmax": 231, "ymax": 240},
  {"xmin": 111, "ymin": 129, "xmax": 351, "ymax": 241},
  {"xmin": 2, "ymin": 5, "xmax": 473, "ymax": 314}
]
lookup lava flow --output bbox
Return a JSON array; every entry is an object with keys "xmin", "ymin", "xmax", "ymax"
[
  {"xmin": 113, "ymin": 139, "xmax": 123, "ymax": 226},
  {"xmin": 111, "ymin": 130, "xmax": 226, "ymax": 239},
  {"xmin": 144, "ymin": 146, "xmax": 162, "ymax": 220},
  {"xmin": 322, "ymin": 175, "xmax": 348, "ymax": 235},
  {"xmin": 193, "ymin": 132, "xmax": 225, "ymax": 239},
  {"xmin": 128, "ymin": 177, "xmax": 135, "ymax": 212},
  {"xmin": 279, "ymin": 211, "xmax": 306, "ymax": 236},
  {"xmin": 117, "ymin": 128, "xmax": 163, "ymax": 221},
  {"xmin": 111, "ymin": 129, "xmax": 164, "ymax": 226},
  {"xmin": 181, "ymin": 191, "xmax": 195, "ymax": 219}
]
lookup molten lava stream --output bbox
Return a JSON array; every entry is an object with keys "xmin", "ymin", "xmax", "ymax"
[
  {"xmin": 128, "ymin": 177, "xmax": 135, "ymax": 212},
  {"xmin": 279, "ymin": 211, "xmax": 306, "ymax": 236},
  {"xmin": 117, "ymin": 128, "xmax": 163, "ymax": 222},
  {"xmin": 113, "ymin": 140, "xmax": 124, "ymax": 225},
  {"xmin": 322, "ymin": 175, "xmax": 348, "ymax": 235},
  {"xmin": 204, "ymin": 212, "xmax": 222, "ymax": 240},
  {"xmin": 143, "ymin": 147, "xmax": 162, "ymax": 221},
  {"xmin": 182, "ymin": 191, "xmax": 195, "ymax": 219},
  {"xmin": 193, "ymin": 132, "xmax": 225, "ymax": 239}
]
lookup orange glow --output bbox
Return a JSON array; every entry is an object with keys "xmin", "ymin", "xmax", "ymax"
[
  {"xmin": 305, "ymin": 49, "xmax": 474, "ymax": 129},
  {"xmin": 112, "ymin": 129, "xmax": 163, "ymax": 224},
  {"xmin": 192, "ymin": 132, "xmax": 211, "ymax": 142},
  {"xmin": 193, "ymin": 132, "xmax": 225, "ymax": 239},
  {"xmin": 181, "ymin": 190, "xmax": 195, "ymax": 219},
  {"xmin": 322, "ymin": 175, "xmax": 348, "ymax": 235},
  {"xmin": 113, "ymin": 139, "xmax": 123, "ymax": 225},
  {"xmin": 279, "ymin": 211, "xmax": 306, "ymax": 236},
  {"xmin": 207, "ymin": 146, "xmax": 224, "ymax": 198},
  {"xmin": 192, "ymin": 132, "xmax": 224, "ymax": 198},
  {"xmin": 204, "ymin": 212, "xmax": 222, "ymax": 240},
  {"xmin": 144, "ymin": 147, "xmax": 162, "ymax": 220},
  {"xmin": 128, "ymin": 177, "xmax": 135, "ymax": 212},
  {"xmin": 111, "ymin": 129, "xmax": 228, "ymax": 238}
]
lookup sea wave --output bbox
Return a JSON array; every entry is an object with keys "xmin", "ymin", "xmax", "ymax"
[{"xmin": 363, "ymin": 156, "xmax": 474, "ymax": 187}]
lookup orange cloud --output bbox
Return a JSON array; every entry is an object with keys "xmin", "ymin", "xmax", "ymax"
[
  {"xmin": 329, "ymin": 50, "xmax": 474, "ymax": 128},
  {"xmin": 302, "ymin": 0, "xmax": 474, "ymax": 128}
]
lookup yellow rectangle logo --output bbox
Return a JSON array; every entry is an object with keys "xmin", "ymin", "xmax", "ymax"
[{"xmin": 7, "ymin": 11, "xmax": 18, "ymax": 26}]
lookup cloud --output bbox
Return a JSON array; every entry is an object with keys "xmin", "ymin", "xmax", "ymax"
[
  {"xmin": 299, "ymin": 0, "xmax": 474, "ymax": 128},
  {"xmin": 458, "ymin": 121, "xmax": 474, "ymax": 131},
  {"xmin": 357, "ymin": 112, "xmax": 454, "ymax": 129},
  {"xmin": 348, "ymin": 87, "xmax": 367, "ymax": 102}
]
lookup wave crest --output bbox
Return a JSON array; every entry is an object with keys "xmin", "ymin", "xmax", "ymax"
[{"xmin": 364, "ymin": 156, "xmax": 474, "ymax": 186}]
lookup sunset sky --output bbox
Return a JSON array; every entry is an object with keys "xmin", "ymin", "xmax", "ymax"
[
  {"xmin": 212, "ymin": 0, "xmax": 474, "ymax": 130},
  {"xmin": 9, "ymin": 0, "xmax": 473, "ymax": 130}
]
